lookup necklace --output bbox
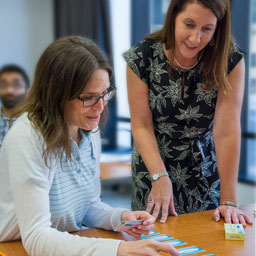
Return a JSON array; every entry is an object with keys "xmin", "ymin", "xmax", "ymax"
[{"xmin": 173, "ymin": 56, "xmax": 199, "ymax": 70}]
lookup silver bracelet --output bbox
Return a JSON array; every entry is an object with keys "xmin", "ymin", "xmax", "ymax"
[{"xmin": 220, "ymin": 201, "xmax": 241, "ymax": 209}]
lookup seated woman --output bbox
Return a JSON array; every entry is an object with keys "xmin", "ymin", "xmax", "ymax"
[{"xmin": 0, "ymin": 36, "xmax": 179, "ymax": 256}]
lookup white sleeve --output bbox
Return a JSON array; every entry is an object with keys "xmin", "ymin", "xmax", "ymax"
[
  {"xmin": 6, "ymin": 120, "xmax": 122, "ymax": 256},
  {"xmin": 83, "ymin": 131, "xmax": 128, "ymax": 230}
]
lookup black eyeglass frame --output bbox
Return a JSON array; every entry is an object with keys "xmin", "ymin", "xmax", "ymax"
[{"xmin": 77, "ymin": 86, "xmax": 116, "ymax": 107}]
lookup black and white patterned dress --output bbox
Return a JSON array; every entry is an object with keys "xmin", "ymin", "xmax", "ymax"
[{"xmin": 123, "ymin": 39, "xmax": 243, "ymax": 214}]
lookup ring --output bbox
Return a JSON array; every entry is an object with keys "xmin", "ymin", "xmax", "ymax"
[
  {"xmin": 148, "ymin": 198, "xmax": 154, "ymax": 204},
  {"xmin": 239, "ymin": 213, "xmax": 243, "ymax": 216}
]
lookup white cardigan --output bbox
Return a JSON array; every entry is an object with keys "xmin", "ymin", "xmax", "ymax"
[{"xmin": 0, "ymin": 113, "xmax": 125, "ymax": 256}]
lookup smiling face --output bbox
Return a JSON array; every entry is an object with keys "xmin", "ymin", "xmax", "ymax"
[
  {"xmin": 174, "ymin": 2, "xmax": 217, "ymax": 65},
  {"xmin": 65, "ymin": 68, "xmax": 110, "ymax": 139}
]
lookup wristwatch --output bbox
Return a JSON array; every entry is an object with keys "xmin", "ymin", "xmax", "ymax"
[{"xmin": 150, "ymin": 172, "xmax": 169, "ymax": 182}]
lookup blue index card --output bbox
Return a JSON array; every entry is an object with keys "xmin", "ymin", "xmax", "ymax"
[
  {"xmin": 163, "ymin": 239, "xmax": 187, "ymax": 247},
  {"xmin": 177, "ymin": 246, "xmax": 205, "ymax": 255},
  {"xmin": 142, "ymin": 234, "xmax": 174, "ymax": 241},
  {"xmin": 141, "ymin": 230, "xmax": 160, "ymax": 238}
]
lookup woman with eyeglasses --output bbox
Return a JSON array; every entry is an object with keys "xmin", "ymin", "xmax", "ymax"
[{"xmin": 0, "ymin": 36, "xmax": 180, "ymax": 256}]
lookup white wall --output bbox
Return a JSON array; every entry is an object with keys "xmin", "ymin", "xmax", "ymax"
[
  {"xmin": 0, "ymin": 0, "xmax": 54, "ymax": 84},
  {"xmin": 237, "ymin": 182, "xmax": 256, "ymax": 205}
]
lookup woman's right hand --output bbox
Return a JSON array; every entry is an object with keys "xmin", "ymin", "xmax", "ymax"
[
  {"xmin": 117, "ymin": 240, "xmax": 181, "ymax": 256},
  {"xmin": 146, "ymin": 176, "xmax": 177, "ymax": 223}
]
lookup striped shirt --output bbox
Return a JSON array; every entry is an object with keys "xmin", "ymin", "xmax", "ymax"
[
  {"xmin": 49, "ymin": 132, "xmax": 96, "ymax": 232},
  {"xmin": 0, "ymin": 113, "xmax": 127, "ymax": 256}
]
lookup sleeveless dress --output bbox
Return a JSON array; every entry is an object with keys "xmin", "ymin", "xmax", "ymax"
[{"xmin": 123, "ymin": 39, "xmax": 243, "ymax": 214}]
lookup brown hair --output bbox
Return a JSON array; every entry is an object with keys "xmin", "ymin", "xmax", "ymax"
[
  {"xmin": 13, "ymin": 36, "xmax": 112, "ymax": 164},
  {"xmin": 147, "ymin": 0, "xmax": 234, "ymax": 92}
]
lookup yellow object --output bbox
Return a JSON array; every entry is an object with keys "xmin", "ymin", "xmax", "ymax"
[{"xmin": 224, "ymin": 223, "xmax": 245, "ymax": 240}]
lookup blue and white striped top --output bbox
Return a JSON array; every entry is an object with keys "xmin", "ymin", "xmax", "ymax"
[
  {"xmin": 0, "ymin": 113, "xmax": 127, "ymax": 256},
  {"xmin": 49, "ymin": 131, "xmax": 96, "ymax": 232}
]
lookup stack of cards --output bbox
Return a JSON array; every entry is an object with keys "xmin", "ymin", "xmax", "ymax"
[{"xmin": 141, "ymin": 230, "xmax": 216, "ymax": 255}]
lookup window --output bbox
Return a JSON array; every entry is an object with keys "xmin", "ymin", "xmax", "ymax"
[
  {"xmin": 150, "ymin": 0, "xmax": 171, "ymax": 32},
  {"xmin": 233, "ymin": 0, "xmax": 256, "ymax": 183},
  {"xmin": 245, "ymin": 0, "xmax": 256, "ymax": 181}
]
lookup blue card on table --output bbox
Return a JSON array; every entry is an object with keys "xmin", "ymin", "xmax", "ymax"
[
  {"xmin": 141, "ymin": 230, "xmax": 160, "ymax": 237},
  {"xmin": 142, "ymin": 234, "xmax": 174, "ymax": 241},
  {"xmin": 202, "ymin": 254, "xmax": 216, "ymax": 256},
  {"xmin": 163, "ymin": 239, "xmax": 187, "ymax": 247},
  {"xmin": 177, "ymin": 246, "xmax": 205, "ymax": 255}
]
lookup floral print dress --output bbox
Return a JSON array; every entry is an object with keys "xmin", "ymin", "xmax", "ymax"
[{"xmin": 123, "ymin": 39, "xmax": 243, "ymax": 214}]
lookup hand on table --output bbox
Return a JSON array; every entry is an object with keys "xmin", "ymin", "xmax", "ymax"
[
  {"xmin": 121, "ymin": 210, "xmax": 155, "ymax": 238},
  {"xmin": 213, "ymin": 205, "xmax": 253, "ymax": 226},
  {"xmin": 146, "ymin": 177, "xmax": 177, "ymax": 223},
  {"xmin": 117, "ymin": 240, "xmax": 181, "ymax": 256}
]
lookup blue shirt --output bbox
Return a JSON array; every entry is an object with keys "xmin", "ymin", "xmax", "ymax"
[
  {"xmin": 49, "ymin": 131, "xmax": 96, "ymax": 232},
  {"xmin": 0, "ymin": 113, "xmax": 126, "ymax": 255},
  {"xmin": 0, "ymin": 108, "xmax": 16, "ymax": 148}
]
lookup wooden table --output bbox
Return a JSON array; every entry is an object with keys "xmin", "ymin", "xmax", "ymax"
[
  {"xmin": 0, "ymin": 204, "xmax": 255, "ymax": 256},
  {"xmin": 100, "ymin": 162, "xmax": 132, "ymax": 180}
]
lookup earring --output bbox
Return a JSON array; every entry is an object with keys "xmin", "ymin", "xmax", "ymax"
[{"xmin": 209, "ymin": 38, "xmax": 215, "ymax": 47}]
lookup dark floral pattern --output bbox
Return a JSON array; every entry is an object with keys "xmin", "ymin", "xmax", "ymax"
[{"xmin": 123, "ymin": 39, "xmax": 243, "ymax": 214}]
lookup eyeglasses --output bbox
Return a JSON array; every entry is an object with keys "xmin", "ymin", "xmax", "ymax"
[{"xmin": 78, "ymin": 86, "xmax": 116, "ymax": 107}]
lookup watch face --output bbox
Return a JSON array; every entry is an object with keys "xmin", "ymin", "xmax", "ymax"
[{"xmin": 152, "ymin": 174, "xmax": 159, "ymax": 180}]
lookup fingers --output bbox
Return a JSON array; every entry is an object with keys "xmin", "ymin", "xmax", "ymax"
[
  {"xmin": 146, "ymin": 199, "xmax": 155, "ymax": 214},
  {"xmin": 152, "ymin": 202, "xmax": 161, "ymax": 219},
  {"xmin": 142, "ymin": 215, "xmax": 156, "ymax": 226},
  {"xmin": 169, "ymin": 245, "xmax": 182, "ymax": 256},
  {"xmin": 212, "ymin": 207, "xmax": 220, "ymax": 222},
  {"xmin": 231, "ymin": 211, "xmax": 239, "ymax": 224},
  {"xmin": 131, "ymin": 227, "xmax": 150, "ymax": 236},
  {"xmin": 160, "ymin": 198, "xmax": 169, "ymax": 223},
  {"xmin": 237, "ymin": 213, "xmax": 252, "ymax": 226},
  {"xmin": 169, "ymin": 196, "xmax": 178, "ymax": 217},
  {"xmin": 118, "ymin": 240, "xmax": 180, "ymax": 256},
  {"xmin": 129, "ymin": 210, "xmax": 156, "ymax": 225},
  {"xmin": 154, "ymin": 241, "xmax": 181, "ymax": 256},
  {"xmin": 242, "ymin": 213, "xmax": 253, "ymax": 225},
  {"xmin": 216, "ymin": 206, "xmax": 253, "ymax": 226},
  {"xmin": 126, "ymin": 230, "xmax": 141, "ymax": 238},
  {"xmin": 147, "ymin": 198, "xmax": 177, "ymax": 223},
  {"xmin": 138, "ymin": 223, "xmax": 155, "ymax": 231},
  {"xmin": 129, "ymin": 224, "xmax": 155, "ymax": 237},
  {"xmin": 238, "ymin": 214, "xmax": 246, "ymax": 226},
  {"xmin": 223, "ymin": 209, "xmax": 232, "ymax": 224}
]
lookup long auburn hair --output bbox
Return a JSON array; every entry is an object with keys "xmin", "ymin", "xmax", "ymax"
[
  {"xmin": 13, "ymin": 36, "xmax": 112, "ymax": 164},
  {"xmin": 147, "ymin": 0, "xmax": 234, "ymax": 92}
]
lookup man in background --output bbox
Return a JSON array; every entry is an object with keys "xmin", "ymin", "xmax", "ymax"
[{"xmin": 0, "ymin": 64, "xmax": 30, "ymax": 148}]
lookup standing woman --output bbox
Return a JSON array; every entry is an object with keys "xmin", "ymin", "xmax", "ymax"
[
  {"xmin": 0, "ymin": 36, "xmax": 180, "ymax": 256},
  {"xmin": 123, "ymin": 0, "xmax": 252, "ymax": 225}
]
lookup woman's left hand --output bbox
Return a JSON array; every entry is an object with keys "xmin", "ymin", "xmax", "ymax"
[
  {"xmin": 121, "ymin": 210, "xmax": 155, "ymax": 238},
  {"xmin": 213, "ymin": 205, "xmax": 253, "ymax": 226}
]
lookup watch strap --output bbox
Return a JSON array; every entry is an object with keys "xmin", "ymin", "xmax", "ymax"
[{"xmin": 150, "ymin": 172, "xmax": 169, "ymax": 181}]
